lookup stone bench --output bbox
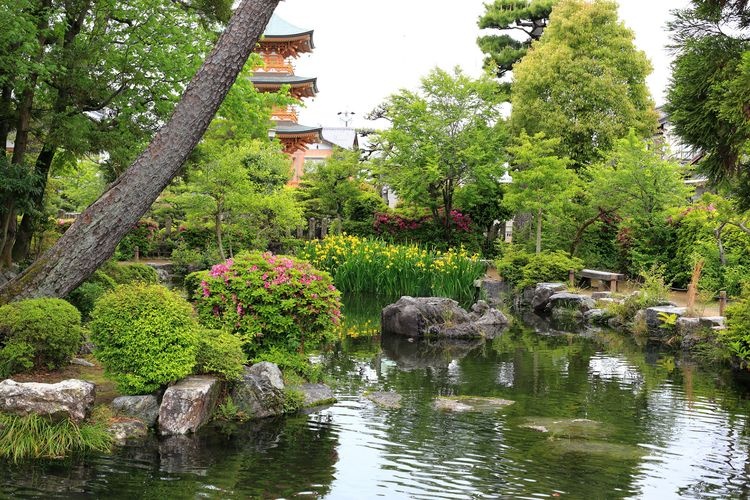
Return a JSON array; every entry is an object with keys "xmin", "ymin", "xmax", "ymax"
[{"xmin": 579, "ymin": 269, "xmax": 624, "ymax": 292}]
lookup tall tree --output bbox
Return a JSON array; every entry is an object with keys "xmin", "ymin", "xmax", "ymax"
[
  {"xmin": 666, "ymin": 1, "xmax": 750, "ymax": 208},
  {"xmin": 0, "ymin": 0, "xmax": 280, "ymax": 303},
  {"xmin": 504, "ymin": 132, "xmax": 576, "ymax": 254},
  {"xmin": 371, "ymin": 67, "xmax": 506, "ymax": 240},
  {"xmin": 510, "ymin": 0, "xmax": 657, "ymax": 169},
  {"xmin": 477, "ymin": 0, "xmax": 556, "ymax": 80}
]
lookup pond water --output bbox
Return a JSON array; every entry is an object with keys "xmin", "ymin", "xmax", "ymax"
[{"xmin": 3, "ymin": 297, "xmax": 750, "ymax": 499}]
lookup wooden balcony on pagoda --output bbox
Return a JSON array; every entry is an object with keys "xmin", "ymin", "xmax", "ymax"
[
  {"xmin": 271, "ymin": 106, "xmax": 298, "ymax": 122},
  {"xmin": 257, "ymin": 53, "xmax": 294, "ymax": 74}
]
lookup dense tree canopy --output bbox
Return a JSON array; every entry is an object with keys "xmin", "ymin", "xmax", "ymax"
[
  {"xmin": 510, "ymin": 0, "xmax": 657, "ymax": 169},
  {"xmin": 666, "ymin": 1, "xmax": 750, "ymax": 208},
  {"xmin": 372, "ymin": 67, "xmax": 506, "ymax": 240},
  {"xmin": 477, "ymin": 0, "xmax": 556, "ymax": 80}
]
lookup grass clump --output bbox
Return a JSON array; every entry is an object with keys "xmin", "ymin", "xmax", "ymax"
[{"xmin": 0, "ymin": 412, "xmax": 112, "ymax": 462}]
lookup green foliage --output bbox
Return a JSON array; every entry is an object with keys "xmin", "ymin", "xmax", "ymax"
[
  {"xmin": 66, "ymin": 270, "xmax": 117, "ymax": 321},
  {"xmin": 477, "ymin": 0, "xmax": 556, "ymax": 79},
  {"xmin": 171, "ymin": 243, "xmax": 210, "ymax": 281},
  {"xmin": 194, "ymin": 329, "xmax": 247, "ymax": 381},
  {"xmin": 510, "ymin": 0, "xmax": 657, "ymax": 168},
  {"xmin": 0, "ymin": 298, "xmax": 82, "ymax": 377},
  {"xmin": 666, "ymin": 6, "xmax": 750, "ymax": 207},
  {"xmin": 723, "ymin": 288, "xmax": 750, "ymax": 368},
  {"xmin": 114, "ymin": 220, "xmax": 160, "ymax": 261},
  {"xmin": 0, "ymin": 413, "xmax": 112, "ymax": 462},
  {"xmin": 252, "ymin": 347, "xmax": 324, "ymax": 383},
  {"xmin": 495, "ymin": 246, "xmax": 583, "ymax": 289},
  {"xmin": 90, "ymin": 284, "xmax": 198, "ymax": 395},
  {"xmin": 100, "ymin": 261, "xmax": 159, "ymax": 285},
  {"xmin": 609, "ymin": 268, "xmax": 671, "ymax": 324},
  {"xmin": 300, "ymin": 235, "xmax": 486, "ymax": 303},
  {"xmin": 372, "ymin": 67, "xmax": 507, "ymax": 241},
  {"xmin": 191, "ymin": 252, "xmax": 342, "ymax": 357},
  {"xmin": 282, "ymin": 388, "xmax": 306, "ymax": 414},
  {"xmin": 214, "ymin": 396, "xmax": 247, "ymax": 422}
]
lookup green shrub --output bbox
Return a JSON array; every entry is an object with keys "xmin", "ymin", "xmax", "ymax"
[
  {"xmin": 66, "ymin": 270, "xmax": 117, "ymax": 321},
  {"xmin": 100, "ymin": 261, "xmax": 159, "ymax": 285},
  {"xmin": 496, "ymin": 246, "xmax": 583, "ymax": 290},
  {"xmin": 184, "ymin": 270, "xmax": 205, "ymax": 301},
  {"xmin": 282, "ymin": 388, "xmax": 306, "ymax": 414},
  {"xmin": 191, "ymin": 251, "xmax": 342, "ymax": 356},
  {"xmin": 0, "ymin": 412, "xmax": 112, "ymax": 462},
  {"xmin": 609, "ymin": 267, "xmax": 671, "ymax": 325},
  {"xmin": 171, "ymin": 243, "xmax": 209, "ymax": 280},
  {"xmin": 0, "ymin": 298, "xmax": 82, "ymax": 377},
  {"xmin": 195, "ymin": 329, "xmax": 247, "ymax": 381},
  {"xmin": 90, "ymin": 283, "xmax": 198, "ymax": 395},
  {"xmin": 723, "ymin": 288, "xmax": 750, "ymax": 368}
]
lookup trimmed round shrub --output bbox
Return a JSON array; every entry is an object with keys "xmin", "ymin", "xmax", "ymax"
[
  {"xmin": 191, "ymin": 251, "xmax": 342, "ymax": 355},
  {"xmin": 194, "ymin": 329, "xmax": 247, "ymax": 381},
  {"xmin": 100, "ymin": 261, "xmax": 159, "ymax": 285},
  {"xmin": 0, "ymin": 298, "xmax": 82, "ymax": 377},
  {"xmin": 90, "ymin": 283, "xmax": 198, "ymax": 395},
  {"xmin": 66, "ymin": 270, "xmax": 117, "ymax": 321}
]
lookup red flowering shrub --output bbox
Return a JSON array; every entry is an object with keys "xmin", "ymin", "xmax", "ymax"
[{"xmin": 190, "ymin": 251, "xmax": 342, "ymax": 355}]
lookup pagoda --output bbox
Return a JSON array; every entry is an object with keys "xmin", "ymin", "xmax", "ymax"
[{"xmin": 253, "ymin": 14, "xmax": 322, "ymax": 184}]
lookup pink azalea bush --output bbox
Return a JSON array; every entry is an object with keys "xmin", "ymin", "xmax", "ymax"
[{"xmin": 190, "ymin": 251, "xmax": 342, "ymax": 355}]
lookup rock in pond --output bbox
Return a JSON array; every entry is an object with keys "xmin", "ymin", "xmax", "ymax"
[
  {"xmin": 158, "ymin": 376, "xmax": 220, "ymax": 436},
  {"xmin": 112, "ymin": 395, "xmax": 160, "ymax": 427},
  {"xmin": 635, "ymin": 306, "xmax": 687, "ymax": 337},
  {"xmin": 545, "ymin": 293, "xmax": 596, "ymax": 314},
  {"xmin": 519, "ymin": 417, "xmax": 609, "ymax": 439},
  {"xmin": 530, "ymin": 283, "xmax": 567, "ymax": 311},
  {"xmin": 366, "ymin": 391, "xmax": 402, "ymax": 409},
  {"xmin": 381, "ymin": 297, "xmax": 508, "ymax": 339},
  {"xmin": 0, "ymin": 378, "xmax": 95, "ymax": 422},
  {"xmin": 109, "ymin": 418, "xmax": 149, "ymax": 445},
  {"xmin": 230, "ymin": 362, "xmax": 286, "ymax": 419},
  {"xmin": 433, "ymin": 396, "xmax": 514, "ymax": 412},
  {"xmin": 295, "ymin": 383, "xmax": 336, "ymax": 408}
]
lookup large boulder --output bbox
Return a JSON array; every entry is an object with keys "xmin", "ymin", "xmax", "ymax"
[
  {"xmin": 381, "ymin": 297, "xmax": 508, "ymax": 339},
  {"xmin": 531, "ymin": 283, "xmax": 567, "ymax": 311},
  {"xmin": 295, "ymin": 383, "xmax": 335, "ymax": 408},
  {"xmin": 230, "ymin": 362, "xmax": 286, "ymax": 419},
  {"xmin": 0, "ymin": 378, "xmax": 95, "ymax": 422},
  {"xmin": 637, "ymin": 306, "xmax": 687, "ymax": 337},
  {"xmin": 158, "ymin": 376, "xmax": 220, "ymax": 435},
  {"xmin": 112, "ymin": 395, "xmax": 160, "ymax": 427},
  {"xmin": 109, "ymin": 418, "xmax": 149, "ymax": 445}
]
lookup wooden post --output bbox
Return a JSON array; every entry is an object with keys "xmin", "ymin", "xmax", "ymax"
[
  {"xmin": 719, "ymin": 291, "xmax": 727, "ymax": 316},
  {"xmin": 568, "ymin": 269, "xmax": 575, "ymax": 288},
  {"xmin": 308, "ymin": 218, "xmax": 316, "ymax": 240},
  {"xmin": 321, "ymin": 218, "xmax": 329, "ymax": 239},
  {"xmin": 610, "ymin": 278, "xmax": 617, "ymax": 293},
  {"xmin": 134, "ymin": 245, "xmax": 140, "ymax": 261},
  {"xmin": 296, "ymin": 226, "xmax": 304, "ymax": 239}
]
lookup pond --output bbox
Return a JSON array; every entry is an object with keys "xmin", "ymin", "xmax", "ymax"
[{"xmin": 3, "ymin": 296, "xmax": 750, "ymax": 499}]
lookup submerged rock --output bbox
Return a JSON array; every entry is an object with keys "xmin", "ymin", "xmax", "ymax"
[
  {"xmin": 112, "ymin": 395, "xmax": 160, "ymax": 427},
  {"xmin": 366, "ymin": 391, "xmax": 402, "ymax": 409},
  {"xmin": 109, "ymin": 418, "xmax": 149, "ymax": 445},
  {"xmin": 0, "ymin": 378, "xmax": 95, "ymax": 422},
  {"xmin": 158, "ymin": 376, "xmax": 220, "ymax": 435},
  {"xmin": 519, "ymin": 417, "xmax": 609, "ymax": 439},
  {"xmin": 381, "ymin": 296, "xmax": 508, "ymax": 339},
  {"xmin": 543, "ymin": 439, "xmax": 646, "ymax": 461},
  {"xmin": 295, "ymin": 383, "xmax": 336, "ymax": 408},
  {"xmin": 434, "ymin": 396, "xmax": 514, "ymax": 412},
  {"xmin": 230, "ymin": 362, "xmax": 286, "ymax": 419}
]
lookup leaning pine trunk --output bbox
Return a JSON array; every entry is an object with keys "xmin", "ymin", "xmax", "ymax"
[
  {"xmin": 0, "ymin": 0, "xmax": 280, "ymax": 303},
  {"xmin": 535, "ymin": 207, "xmax": 543, "ymax": 254}
]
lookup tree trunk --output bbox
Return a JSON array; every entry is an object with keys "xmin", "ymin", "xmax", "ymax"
[
  {"xmin": 215, "ymin": 204, "xmax": 225, "ymax": 260},
  {"xmin": 0, "ymin": 0, "xmax": 280, "ymax": 304},
  {"xmin": 12, "ymin": 145, "xmax": 57, "ymax": 262},
  {"xmin": 535, "ymin": 207, "xmax": 543, "ymax": 254}
]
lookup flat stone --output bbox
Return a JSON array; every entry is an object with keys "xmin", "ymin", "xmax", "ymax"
[
  {"xmin": 230, "ymin": 363, "xmax": 285, "ymax": 419},
  {"xmin": 366, "ymin": 391, "xmax": 402, "ymax": 409},
  {"xmin": 0, "ymin": 378, "xmax": 95, "ymax": 422},
  {"xmin": 158, "ymin": 376, "xmax": 220, "ymax": 435},
  {"xmin": 545, "ymin": 292, "xmax": 596, "ymax": 313},
  {"xmin": 591, "ymin": 292, "xmax": 612, "ymax": 300},
  {"xmin": 296, "ymin": 383, "xmax": 335, "ymax": 407},
  {"xmin": 109, "ymin": 418, "xmax": 149, "ymax": 445},
  {"xmin": 434, "ymin": 396, "xmax": 514, "ymax": 412},
  {"xmin": 520, "ymin": 417, "xmax": 609, "ymax": 439},
  {"xmin": 70, "ymin": 358, "xmax": 95, "ymax": 367},
  {"xmin": 641, "ymin": 306, "xmax": 687, "ymax": 336},
  {"xmin": 112, "ymin": 395, "xmax": 160, "ymax": 427}
]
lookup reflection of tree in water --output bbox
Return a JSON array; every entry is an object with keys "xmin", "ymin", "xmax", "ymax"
[{"xmin": 0, "ymin": 415, "xmax": 340, "ymax": 499}]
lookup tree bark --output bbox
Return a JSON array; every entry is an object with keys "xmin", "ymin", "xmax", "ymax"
[
  {"xmin": 535, "ymin": 207, "xmax": 543, "ymax": 254},
  {"xmin": 0, "ymin": 0, "xmax": 280, "ymax": 303}
]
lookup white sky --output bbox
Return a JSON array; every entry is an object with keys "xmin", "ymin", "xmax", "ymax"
[{"xmin": 273, "ymin": 0, "xmax": 691, "ymax": 129}]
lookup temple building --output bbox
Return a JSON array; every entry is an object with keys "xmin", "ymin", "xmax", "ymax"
[{"xmin": 253, "ymin": 14, "xmax": 323, "ymax": 185}]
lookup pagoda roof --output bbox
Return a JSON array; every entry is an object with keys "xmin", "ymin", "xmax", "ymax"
[
  {"xmin": 260, "ymin": 14, "xmax": 314, "ymax": 54},
  {"xmin": 251, "ymin": 73, "xmax": 318, "ymax": 98},
  {"xmin": 273, "ymin": 121, "xmax": 322, "ymax": 136},
  {"xmin": 272, "ymin": 120, "xmax": 322, "ymax": 154}
]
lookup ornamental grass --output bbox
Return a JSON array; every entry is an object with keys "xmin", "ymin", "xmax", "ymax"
[{"xmin": 299, "ymin": 235, "xmax": 485, "ymax": 303}]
